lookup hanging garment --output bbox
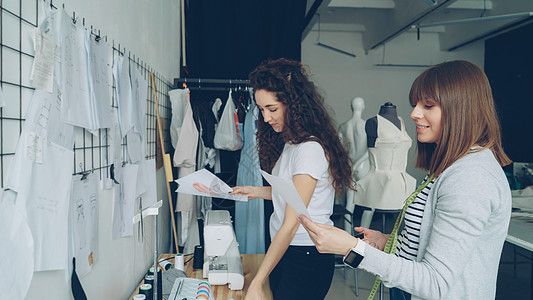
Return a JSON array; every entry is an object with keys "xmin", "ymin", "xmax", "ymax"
[
  {"xmin": 193, "ymin": 97, "xmax": 224, "ymax": 221},
  {"xmin": 191, "ymin": 96, "xmax": 218, "ymax": 149},
  {"xmin": 173, "ymin": 90, "xmax": 198, "ymax": 172},
  {"xmin": 235, "ymin": 96, "xmax": 265, "ymax": 254},
  {"xmin": 353, "ymin": 115, "xmax": 416, "ymax": 210},
  {"xmin": 173, "ymin": 89, "xmax": 199, "ymax": 252},
  {"xmin": 213, "ymin": 90, "xmax": 243, "ymax": 151},
  {"xmin": 169, "ymin": 89, "xmax": 189, "ymax": 150}
]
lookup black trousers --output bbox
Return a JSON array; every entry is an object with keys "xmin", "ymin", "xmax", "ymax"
[
  {"xmin": 390, "ymin": 287, "xmax": 411, "ymax": 300},
  {"xmin": 269, "ymin": 245, "xmax": 334, "ymax": 300}
]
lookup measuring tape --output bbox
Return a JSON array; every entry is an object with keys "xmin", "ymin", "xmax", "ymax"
[{"xmin": 366, "ymin": 175, "xmax": 434, "ymax": 300}]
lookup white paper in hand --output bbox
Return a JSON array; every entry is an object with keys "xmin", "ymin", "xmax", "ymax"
[
  {"xmin": 175, "ymin": 168, "xmax": 248, "ymax": 201},
  {"xmin": 260, "ymin": 170, "xmax": 311, "ymax": 218}
]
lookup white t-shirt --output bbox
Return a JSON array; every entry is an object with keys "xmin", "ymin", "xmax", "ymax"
[{"xmin": 270, "ymin": 141, "xmax": 335, "ymax": 246}]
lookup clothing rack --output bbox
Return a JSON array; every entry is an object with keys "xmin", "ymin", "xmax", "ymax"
[{"xmin": 173, "ymin": 78, "xmax": 250, "ymax": 91}]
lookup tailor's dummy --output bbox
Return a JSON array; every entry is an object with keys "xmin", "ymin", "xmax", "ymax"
[
  {"xmin": 338, "ymin": 97, "xmax": 370, "ymax": 231},
  {"xmin": 355, "ymin": 102, "xmax": 416, "ymax": 228}
]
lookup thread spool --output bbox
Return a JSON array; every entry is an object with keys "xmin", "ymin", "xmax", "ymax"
[
  {"xmin": 144, "ymin": 274, "xmax": 154, "ymax": 287},
  {"xmin": 148, "ymin": 267, "xmax": 162, "ymax": 300},
  {"xmin": 193, "ymin": 245, "xmax": 204, "ymax": 270},
  {"xmin": 175, "ymin": 254, "xmax": 184, "ymax": 271},
  {"xmin": 158, "ymin": 258, "xmax": 173, "ymax": 271},
  {"xmin": 139, "ymin": 283, "xmax": 152, "ymax": 300},
  {"xmin": 197, "ymin": 281, "xmax": 211, "ymax": 299}
]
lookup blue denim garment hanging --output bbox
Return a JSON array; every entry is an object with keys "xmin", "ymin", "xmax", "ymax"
[{"xmin": 235, "ymin": 94, "xmax": 265, "ymax": 254}]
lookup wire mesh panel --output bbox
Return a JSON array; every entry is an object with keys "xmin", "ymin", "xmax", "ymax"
[{"xmin": 0, "ymin": 0, "xmax": 172, "ymax": 187}]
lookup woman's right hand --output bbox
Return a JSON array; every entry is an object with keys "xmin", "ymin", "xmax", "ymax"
[
  {"xmin": 244, "ymin": 281, "xmax": 267, "ymax": 300},
  {"xmin": 230, "ymin": 186, "xmax": 256, "ymax": 200},
  {"xmin": 354, "ymin": 227, "xmax": 389, "ymax": 251}
]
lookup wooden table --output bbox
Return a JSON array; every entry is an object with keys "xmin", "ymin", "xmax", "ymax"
[{"xmin": 130, "ymin": 254, "xmax": 272, "ymax": 300}]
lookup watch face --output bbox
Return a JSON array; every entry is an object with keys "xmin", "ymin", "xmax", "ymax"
[{"xmin": 344, "ymin": 250, "xmax": 364, "ymax": 268}]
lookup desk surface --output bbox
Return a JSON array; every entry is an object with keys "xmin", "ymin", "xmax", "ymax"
[
  {"xmin": 130, "ymin": 254, "xmax": 272, "ymax": 300},
  {"xmin": 506, "ymin": 217, "xmax": 533, "ymax": 252}
]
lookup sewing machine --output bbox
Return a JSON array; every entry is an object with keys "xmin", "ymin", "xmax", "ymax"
[{"xmin": 202, "ymin": 210, "xmax": 244, "ymax": 290}]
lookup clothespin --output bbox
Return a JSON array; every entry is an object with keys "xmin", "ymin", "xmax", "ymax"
[
  {"xmin": 78, "ymin": 163, "xmax": 89, "ymax": 180},
  {"xmin": 109, "ymin": 164, "xmax": 120, "ymax": 184},
  {"xmin": 80, "ymin": 171, "xmax": 90, "ymax": 181},
  {"xmin": 138, "ymin": 196, "xmax": 144, "ymax": 242}
]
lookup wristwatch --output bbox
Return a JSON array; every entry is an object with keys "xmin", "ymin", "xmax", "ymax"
[{"xmin": 342, "ymin": 239, "xmax": 366, "ymax": 269}]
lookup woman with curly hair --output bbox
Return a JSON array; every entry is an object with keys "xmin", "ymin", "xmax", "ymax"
[{"xmin": 231, "ymin": 58, "xmax": 354, "ymax": 300}]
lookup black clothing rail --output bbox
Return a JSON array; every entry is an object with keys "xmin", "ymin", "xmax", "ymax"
[{"xmin": 173, "ymin": 78, "xmax": 250, "ymax": 91}]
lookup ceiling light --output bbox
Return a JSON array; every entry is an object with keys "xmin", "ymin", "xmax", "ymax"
[
  {"xmin": 412, "ymin": 11, "xmax": 533, "ymax": 28},
  {"xmin": 315, "ymin": 42, "xmax": 357, "ymax": 58}
]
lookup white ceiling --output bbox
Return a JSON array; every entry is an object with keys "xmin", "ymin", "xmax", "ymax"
[{"xmin": 303, "ymin": 0, "xmax": 533, "ymax": 52}]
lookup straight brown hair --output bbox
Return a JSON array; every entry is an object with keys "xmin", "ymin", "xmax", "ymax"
[{"xmin": 409, "ymin": 60, "xmax": 511, "ymax": 177}]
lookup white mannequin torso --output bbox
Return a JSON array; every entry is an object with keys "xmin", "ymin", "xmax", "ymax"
[
  {"xmin": 338, "ymin": 97, "xmax": 371, "ymax": 231},
  {"xmin": 339, "ymin": 97, "xmax": 367, "ymax": 165}
]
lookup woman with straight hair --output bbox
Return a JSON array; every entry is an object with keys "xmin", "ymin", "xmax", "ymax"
[
  {"xmin": 299, "ymin": 60, "xmax": 512, "ymax": 300},
  {"xmin": 231, "ymin": 58, "xmax": 354, "ymax": 300}
]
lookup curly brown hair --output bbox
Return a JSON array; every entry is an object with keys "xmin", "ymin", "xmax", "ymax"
[{"xmin": 249, "ymin": 58, "xmax": 354, "ymax": 194}]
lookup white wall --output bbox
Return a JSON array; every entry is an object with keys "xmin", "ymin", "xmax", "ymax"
[
  {"xmin": 302, "ymin": 29, "xmax": 485, "ymax": 181},
  {"xmin": 61, "ymin": 0, "xmax": 181, "ymax": 80},
  {"xmin": 23, "ymin": 0, "xmax": 180, "ymax": 299}
]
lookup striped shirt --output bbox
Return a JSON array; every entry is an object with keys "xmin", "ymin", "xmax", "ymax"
[{"xmin": 395, "ymin": 176, "xmax": 435, "ymax": 261}]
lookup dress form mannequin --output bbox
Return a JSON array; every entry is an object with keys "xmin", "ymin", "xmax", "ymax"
[
  {"xmin": 338, "ymin": 97, "xmax": 370, "ymax": 231},
  {"xmin": 365, "ymin": 102, "xmax": 401, "ymax": 147},
  {"xmin": 355, "ymin": 102, "xmax": 416, "ymax": 229}
]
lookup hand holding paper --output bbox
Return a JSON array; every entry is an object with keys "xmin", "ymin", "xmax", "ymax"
[
  {"xmin": 175, "ymin": 169, "xmax": 248, "ymax": 201},
  {"xmin": 260, "ymin": 170, "xmax": 311, "ymax": 218}
]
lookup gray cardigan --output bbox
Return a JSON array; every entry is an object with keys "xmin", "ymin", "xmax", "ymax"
[{"xmin": 359, "ymin": 148, "xmax": 511, "ymax": 299}]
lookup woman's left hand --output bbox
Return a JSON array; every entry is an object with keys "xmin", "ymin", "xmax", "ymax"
[{"xmin": 298, "ymin": 214, "xmax": 357, "ymax": 256}]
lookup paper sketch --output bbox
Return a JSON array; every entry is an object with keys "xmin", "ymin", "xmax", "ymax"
[
  {"xmin": 69, "ymin": 172, "xmax": 99, "ymax": 277},
  {"xmin": 3, "ymin": 87, "xmax": 74, "ymax": 272},
  {"xmin": 30, "ymin": 28, "xmax": 55, "ymax": 92},
  {"xmin": 56, "ymin": 10, "xmax": 96, "ymax": 130},
  {"xmin": 129, "ymin": 61, "xmax": 147, "ymax": 138},
  {"xmin": 175, "ymin": 168, "xmax": 248, "ymax": 201},
  {"xmin": 112, "ymin": 55, "xmax": 133, "ymax": 137},
  {"xmin": 87, "ymin": 35, "xmax": 112, "ymax": 130},
  {"xmin": 0, "ymin": 189, "xmax": 34, "ymax": 299},
  {"xmin": 22, "ymin": 141, "xmax": 74, "ymax": 271},
  {"xmin": 25, "ymin": 132, "xmax": 43, "ymax": 163},
  {"xmin": 137, "ymin": 159, "xmax": 157, "ymax": 209},
  {"xmin": 112, "ymin": 164, "xmax": 139, "ymax": 239},
  {"xmin": 260, "ymin": 170, "xmax": 310, "ymax": 218}
]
